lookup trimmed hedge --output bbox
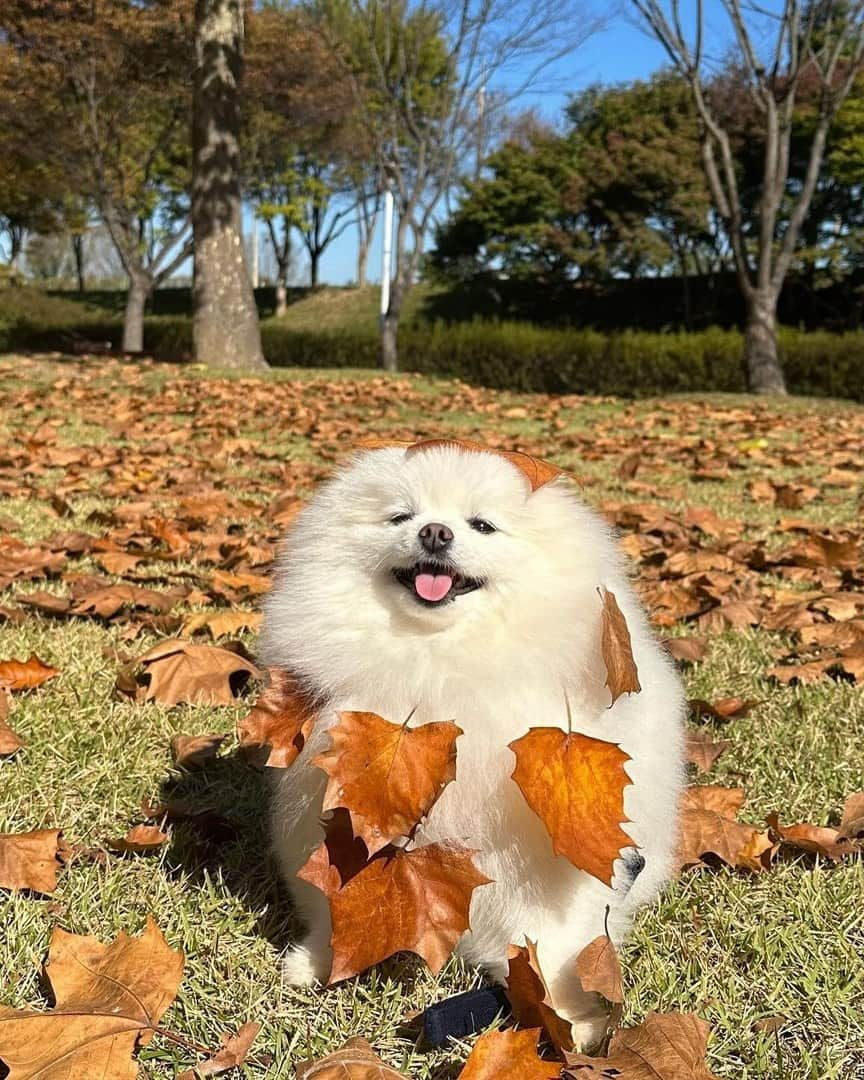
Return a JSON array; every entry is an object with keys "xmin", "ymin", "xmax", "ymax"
[{"xmin": 1, "ymin": 289, "xmax": 862, "ymax": 400}]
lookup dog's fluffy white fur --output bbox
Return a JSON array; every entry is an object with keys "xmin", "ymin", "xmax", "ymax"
[{"xmin": 261, "ymin": 444, "xmax": 685, "ymax": 1047}]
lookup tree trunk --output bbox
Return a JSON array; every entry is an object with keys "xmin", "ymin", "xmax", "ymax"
[
  {"xmin": 380, "ymin": 312, "xmax": 398, "ymax": 372},
  {"xmin": 275, "ymin": 278, "xmax": 287, "ymax": 318},
  {"xmin": 357, "ymin": 238, "xmax": 369, "ymax": 288},
  {"xmin": 744, "ymin": 289, "xmax": 786, "ymax": 394},
  {"xmin": 72, "ymin": 234, "xmax": 86, "ymax": 292},
  {"xmin": 191, "ymin": 0, "xmax": 266, "ymax": 371},
  {"xmin": 123, "ymin": 273, "xmax": 150, "ymax": 353},
  {"xmin": 310, "ymin": 252, "xmax": 319, "ymax": 288}
]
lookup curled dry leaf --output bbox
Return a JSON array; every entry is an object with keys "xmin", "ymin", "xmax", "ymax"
[
  {"xmin": 575, "ymin": 935, "xmax": 624, "ymax": 1006},
  {"xmin": 295, "ymin": 1036, "xmax": 406, "ymax": 1079},
  {"xmin": 176, "ymin": 1021, "xmax": 261, "ymax": 1079},
  {"xmin": 237, "ymin": 667, "xmax": 318, "ymax": 768},
  {"xmin": 599, "ymin": 588, "xmax": 641, "ymax": 704},
  {"xmin": 298, "ymin": 816, "xmax": 490, "ymax": 984},
  {"xmin": 766, "ymin": 812, "xmax": 850, "ymax": 861},
  {"xmin": 107, "ymin": 824, "xmax": 169, "ymax": 855},
  {"xmin": 685, "ymin": 731, "xmax": 730, "ymax": 774},
  {"xmin": 0, "ymin": 829, "xmax": 63, "ymax": 893},
  {"xmin": 564, "ymin": 1011, "xmax": 718, "ymax": 1079},
  {"xmin": 122, "ymin": 639, "xmax": 260, "ymax": 707},
  {"xmin": 506, "ymin": 940, "xmax": 575, "ymax": 1053},
  {"xmin": 313, "ymin": 710, "xmax": 462, "ymax": 854},
  {"xmin": 689, "ymin": 697, "xmax": 759, "ymax": 723},
  {"xmin": 509, "ymin": 727, "xmax": 634, "ymax": 887},
  {"xmin": 171, "ymin": 732, "xmax": 226, "ymax": 769},
  {"xmin": 0, "ymin": 654, "xmax": 60, "ymax": 690},
  {"xmin": 459, "ymin": 1028, "xmax": 561, "ymax": 1080},
  {"xmin": 838, "ymin": 792, "xmax": 864, "ymax": 845},
  {"xmin": 0, "ymin": 917, "xmax": 184, "ymax": 1079},
  {"xmin": 676, "ymin": 787, "xmax": 776, "ymax": 874}
]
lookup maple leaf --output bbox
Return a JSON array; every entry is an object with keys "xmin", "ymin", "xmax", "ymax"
[
  {"xmin": 123, "ymin": 639, "xmax": 260, "ymax": 706},
  {"xmin": 171, "ymin": 732, "xmax": 226, "ymax": 769},
  {"xmin": 176, "ymin": 1021, "xmax": 261, "ymax": 1079},
  {"xmin": 766, "ymin": 812, "xmax": 850, "ymax": 861},
  {"xmin": 0, "ymin": 918, "xmax": 184, "ymax": 1079},
  {"xmin": 237, "ymin": 668, "xmax": 318, "ymax": 768},
  {"xmin": 180, "ymin": 610, "xmax": 263, "ymax": 639},
  {"xmin": 298, "ymin": 822, "xmax": 490, "ymax": 983},
  {"xmin": 599, "ymin": 588, "xmax": 641, "ymax": 704},
  {"xmin": 71, "ymin": 583, "xmax": 176, "ymax": 619},
  {"xmin": 676, "ymin": 787, "xmax": 776, "ymax": 874},
  {"xmin": 313, "ymin": 710, "xmax": 462, "ymax": 854},
  {"xmin": 575, "ymin": 934, "xmax": 624, "ymax": 1006},
  {"xmin": 564, "ymin": 1011, "xmax": 718, "ymax": 1079},
  {"xmin": 0, "ymin": 654, "xmax": 60, "ymax": 690},
  {"xmin": 107, "ymin": 824, "xmax": 169, "ymax": 854},
  {"xmin": 509, "ymin": 727, "xmax": 634, "ymax": 886},
  {"xmin": 506, "ymin": 940, "xmax": 575, "ymax": 1053},
  {"xmin": 295, "ymin": 1036, "xmax": 407, "ymax": 1079},
  {"xmin": 685, "ymin": 731, "xmax": 730, "ymax": 773},
  {"xmin": 0, "ymin": 829, "xmax": 63, "ymax": 893},
  {"xmin": 458, "ymin": 1029, "xmax": 561, "ymax": 1080}
]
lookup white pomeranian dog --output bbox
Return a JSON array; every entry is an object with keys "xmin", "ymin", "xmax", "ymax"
[{"xmin": 261, "ymin": 442, "xmax": 685, "ymax": 1047}]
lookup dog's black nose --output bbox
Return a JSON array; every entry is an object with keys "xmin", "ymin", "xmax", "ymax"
[{"xmin": 419, "ymin": 522, "xmax": 454, "ymax": 554}]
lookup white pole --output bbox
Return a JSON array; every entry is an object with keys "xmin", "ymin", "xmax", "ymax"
[
  {"xmin": 380, "ymin": 187, "xmax": 394, "ymax": 325},
  {"xmin": 251, "ymin": 215, "xmax": 259, "ymax": 289}
]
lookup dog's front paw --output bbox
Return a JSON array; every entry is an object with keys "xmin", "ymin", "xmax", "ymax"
[
  {"xmin": 281, "ymin": 942, "xmax": 331, "ymax": 986},
  {"xmin": 570, "ymin": 1009, "xmax": 612, "ymax": 1053}
]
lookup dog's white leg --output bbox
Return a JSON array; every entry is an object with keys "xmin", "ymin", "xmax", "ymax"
[{"xmin": 281, "ymin": 877, "xmax": 333, "ymax": 986}]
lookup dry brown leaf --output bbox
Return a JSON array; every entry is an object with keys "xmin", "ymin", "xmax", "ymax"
[
  {"xmin": 459, "ymin": 1028, "xmax": 561, "ymax": 1080},
  {"xmin": 313, "ymin": 710, "xmax": 461, "ymax": 854},
  {"xmin": 170, "ymin": 732, "xmax": 226, "ymax": 769},
  {"xmin": 599, "ymin": 588, "xmax": 641, "ymax": 704},
  {"xmin": 0, "ymin": 690, "xmax": 24, "ymax": 756},
  {"xmin": 510, "ymin": 727, "xmax": 634, "ymax": 886},
  {"xmin": 506, "ymin": 941, "xmax": 575, "ymax": 1053},
  {"xmin": 180, "ymin": 610, "xmax": 263, "ymax": 640},
  {"xmin": 403, "ymin": 437, "xmax": 564, "ymax": 491},
  {"xmin": 176, "ymin": 1021, "xmax": 261, "ymax": 1079},
  {"xmin": 767, "ymin": 812, "xmax": 850, "ymax": 861},
  {"xmin": 838, "ymin": 792, "xmax": 864, "ymax": 845},
  {"xmin": 664, "ymin": 636, "xmax": 709, "ymax": 663},
  {"xmin": 295, "ymin": 1036, "xmax": 407, "ymax": 1079},
  {"xmin": 564, "ymin": 1011, "xmax": 718, "ymax": 1079},
  {"xmin": 689, "ymin": 697, "xmax": 759, "ymax": 723},
  {"xmin": 0, "ymin": 829, "xmax": 63, "ymax": 893},
  {"xmin": 685, "ymin": 731, "xmax": 730, "ymax": 774},
  {"xmin": 107, "ymin": 824, "xmax": 169, "ymax": 855},
  {"xmin": 124, "ymin": 639, "xmax": 260, "ymax": 706},
  {"xmin": 237, "ymin": 667, "xmax": 318, "ymax": 768},
  {"xmin": 0, "ymin": 918, "xmax": 184, "ymax": 1078},
  {"xmin": 575, "ymin": 935, "xmax": 624, "ymax": 1005},
  {"xmin": 677, "ymin": 787, "xmax": 774, "ymax": 874},
  {"xmin": 0, "ymin": 654, "xmax": 60, "ymax": 690}
]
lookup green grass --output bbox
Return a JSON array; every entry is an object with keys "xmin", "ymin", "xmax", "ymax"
[{"xmin": 0, "ymin": 354, "xmax": 862, "ymax": 1078}]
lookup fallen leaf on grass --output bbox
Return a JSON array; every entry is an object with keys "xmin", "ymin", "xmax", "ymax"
[
  {"xmin": 313, "ymin": 710, "xmax": 461, "ymax": 854},
  {"xmin": 121, "ymin": 639, "xmax": 260, "ymax": 706},
  {"xmin": 0, "ymin": 691, "xmax": 24, "ymax": 756},
  {"xmin": 506, "ymin": 941, "xmax": 574, "ymax": 1053},
  {"xmin": 838, "ymin": 792, "xmax": 864, "ymax": 844},
  {"xmin": 664, "ymin": 636, "xmax": 709, "ymax": 663},
  {"xmin": 599, "ymin": 588, "xmax": 641, "ymax": 704},
  {"xmin": 107, "ymin": 824, "xmax": 169, "ymax": 854},
  {"xmin": 677, "ymin": 787, "xmax": 776, "ymax": 874},
  {"xmin": 459, "ymin": 1028, "xmax": 560, "ymax": 1080},
  {"xmin": 181, "ymin": 610, "xmax": 263, "ymax": 640},
  {"xmin": 766, "ymin": 812, "xmax": 850, "ymax": 861},
  {"xmin": 237, "ymin": 668, "xmax": 318, "ymax": 768},
  {"xmin": 298, "ymin": 816, "xmax": 490, "ymax": 983},
  {"xmin": 0, "ymin": 654, "xmax": 60, "ymax": 690},
  {"xmin": 171, "ymin": 732, "xmax": 226, "ymax": 769},
  {"xmin": 575, "ymin": 935, "xmax": 624, "ymax": 1006},
  {"xmin": 510, "ymin": 728, "xmax": 634, "ymax": 887},
  {"xmin": 0, "ymin": 917, "xmax": 184, "ymax": 1078},
  {"xmin": 685, "ymin": 731, "xmax": 730, "ymax": 773},
  {"xmin": 295, "ymin": 1036, "xmax": 406, "ymax": 1079},
  {"xmin": 176, "ymin": 1021, "xmax": 261, "ymax": 1079},
  {"xmin": 689, "ymin": 697, "xmax": 759, "ymax": 723},
  {"xmin": 0, "ymin": 829, "xmax": 63, "ymax": 893},
  {"xmin": 564, "ymin": 1011, "xmax": 718, "ymax": 1078}
]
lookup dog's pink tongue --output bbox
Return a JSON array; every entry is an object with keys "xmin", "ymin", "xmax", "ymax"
[{"xmin": 415, "ymin": 573, "xmax": 453, "ymax": 602}]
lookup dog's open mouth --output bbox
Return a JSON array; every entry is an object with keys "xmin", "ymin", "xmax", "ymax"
[{"xmin": 392, "ymin": 562, "xmax": 485, "ymax": 606}]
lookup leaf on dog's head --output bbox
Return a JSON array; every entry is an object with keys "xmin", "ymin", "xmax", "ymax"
[
  {"xmin": 509, "ymin": 727, "xmax": 634, "ymax": 887},
  {"xmin": 237, "ymin": 667, "xmax": 318, "ymax": 768},
  {"xmin": 460, "ymin": 1028, "xmax": 561, "ymax": 1080},
  {"xmin": 295, "ymin": 1036, "xmax": 407, "ymax": 1079},
  {"xmin": 599, "ymin": 588, "xmax": 641, "ymax": 704},
  {"xmin": 313, "ymin": 710, "xmax": 461, "ymax": 854},
  {"xmin": 298, "ymin": 820, "xmax": 491, "ymax": 984},
  {"xmin": 506, "ymin": 940, "xmax": 575, "ymax": 1053},
  {"xmin": 0, "ymin": 917, "xmax": 184, "ymax": 1076},
  {"xmin": 563, "ymin": 1011, "xmax": 718, "ymax": 1079},
  {"xmin": 0, "ymin": 654, "xmax": 60, "ymax": 691},
  {"xmin": 120, "ymin": 639, "xmax": 260, "ymax": 707},
  {"xmin": 0, "ymin": 829, "xmax": 64, "ymax": 893}
]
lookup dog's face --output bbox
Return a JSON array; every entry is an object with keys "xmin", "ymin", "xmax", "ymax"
[{"xmin": 295, "ymin": 445, "xmax": 578, "ymax": 632}]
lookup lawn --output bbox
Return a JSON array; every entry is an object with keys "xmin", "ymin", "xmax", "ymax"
[{"xmin": 0, "ymin": 353, "xmax": 862, "ymax": 1079}]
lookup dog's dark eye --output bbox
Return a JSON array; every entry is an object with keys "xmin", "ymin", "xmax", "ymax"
[
  {"xmin": 389, "ymin": 512, "xmax": 414, "ymax": 525},
  {"xmin": 469, "ymin": 518, "xmax": 497, "ymax": 534}
]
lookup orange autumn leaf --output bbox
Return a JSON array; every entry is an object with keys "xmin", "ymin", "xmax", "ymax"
[
  {"xmin": 838, "ymin": 792, "xmax": 864, "ymax": 845},
  {"xmin": 676, "ymin": 787, "xmax": 775, "ymax": 874},
  {"xmin": 564, "ymin": 1011, "xmax": 718, "ymax": 1079},
  {"xmin": 459, "ymin": 1029, "xmax": 561, "ymax": 1080},
  {"xmin": 0, "ymin": 918, "xmax": 184, "ymax": 1079},
  {"xmin": 0, "ymin": 654, "xmax": 60, "ymax": 691},
  {"xmin": 599, "ymin": 588, "xmax": 641, "ymax": 704},
  {"xmin": 767, "ymin": 812, "xmax": 850, "ymax": 861},
  {"xmin": 237, "ymin": 668, "xmax": 318, "ymax": 768},
  {"xmin": 107, "ymin": 824, "xmax": 169, "ymax": 855},
  {"xmin": 0, "ymin": 829, "xmax": 63, "ymax": 893},
  {"xmin": 509, "ymin": 727, "xmax": 634, "ymax": 886},
  {"xmin": 295, "ymin": 1036, "xmax": 407, "ymax": 1079},
  {"xmin": 313, "ymin": 710, "xmax": 461, "ymax": 853},
  {"xmin": 124, "ymin": 639, "xmax": 260, "ymax": 707},
  {"xmin": 506, "ymin": 940, "xmax": 575, "ymax": 1053},
  {"xmin": 298, "ymin": 823, "xmax": 490, "ymax": 984}
]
